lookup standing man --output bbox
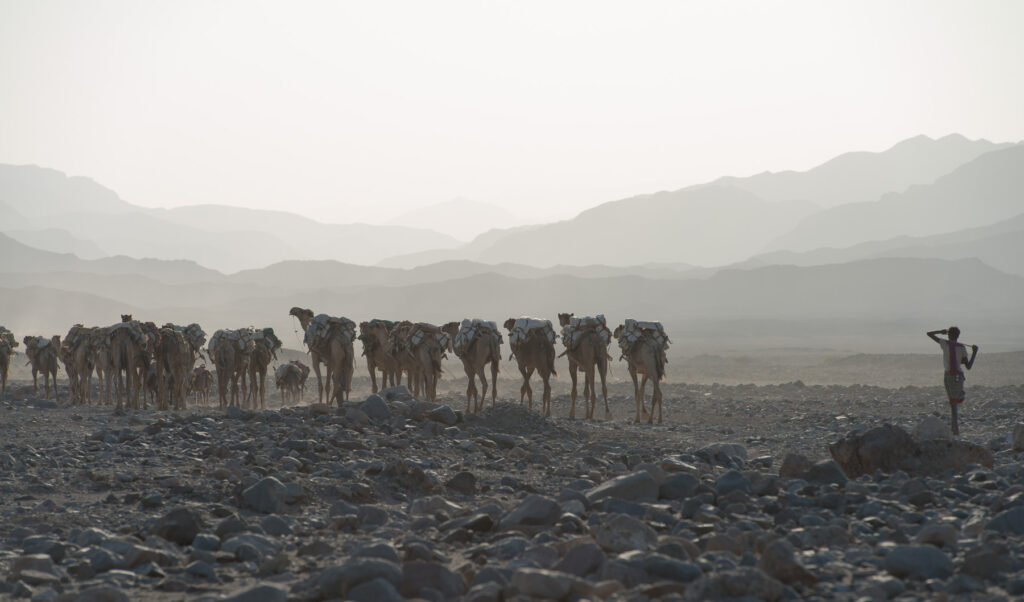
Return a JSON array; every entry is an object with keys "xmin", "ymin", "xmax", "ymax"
[{"xmin": 927, "ymin": 326, "xmax": 979, "ymax": 435}]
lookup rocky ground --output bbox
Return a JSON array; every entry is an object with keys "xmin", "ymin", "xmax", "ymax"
[{"xmin": 2, "ymin": 377, "xmax": 1024, "ymax": 601}]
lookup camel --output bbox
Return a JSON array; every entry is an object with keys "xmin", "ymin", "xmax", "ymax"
[
  {"xmin": 0, "ymin": 327, "xmax": 17, "ymax": 397},
  {"xmin": 89, "ymin": 328, "xmax": 113, "ymax": 405},
  {"xmin": 442, "ymin": 320, "xmax": 501, "ymax": 414},
  {"xmin": 190, "ymin": 365, "xmax": 214, "ymax": 405},
  {"xmin": 62, "ymin": 325, "xmax": 95, "ymax": 404},
  {"xmin": 558, "ymin": 313, "xmax": 611, "ymax": 421},
  {"xmin": 388, "ymin": 321, "xmax": 421, "ymax": 395},
  {"xmin": 208, "ymin": 329, "xmax": 252, "ymax": 408},
  {"xmin": 24, "ymin": 335, "xmax": 61, "ymax": 401},
  {"xmin": 359, "ymin": 320, "xmax": 399, "ymax": 393},
  {"xmin": 154, "ymin": 326, "xmax": 192, "ymax": 411},
  {"xmin": 613, "ymin": 323, "xmax": 667, "ymax": 424},
  {"xmin": 107, "ymin": 321, "xmax": 146, "ymax": 409},
  {"xmin": 275, "ymin": 360, "xmax": 309, "ymax": 405},
  {"xmin": 247, "ymin": 329, "xmax": 281, "ymax": 410},
  {"xmin": 389, "ymin": 321, "xmax": 447, "ymax": 402},
  {"xmin": 289, "ymin": 307, "xmax": 355, "ymax": 405},
  {"xmin": 503, "ymin": 318, "xmax": 557, "ymax": 417}
]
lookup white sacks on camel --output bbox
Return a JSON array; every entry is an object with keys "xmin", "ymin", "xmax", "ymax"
[
  {"xmin": 409, "ymin": 322, "xmax": 450, "ymax": 350},
  {"xmin": 454, "ymin": 319, "xmax": 503, "ymax": 356},
  {"xmin": 509, "ymin": 317, "xmax": 557, "ymax": 352},
  {"xmin": 618, "ymin": 319, "xmax": 671, "ymax": 355},
  {"xmin": 304, "ymin": 314, "xmax": 356, "ymax": 349},
  {"xmin": 560, "ymin": 315, "xmax": 611, "ymax": 351}
]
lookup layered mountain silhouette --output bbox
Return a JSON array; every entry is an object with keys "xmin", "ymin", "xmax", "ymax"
[
  {"xmin": 767, "ymin": 145, "xmax": 1024, "ymax": 252},
  {"xmin": 379, "ymin": 135, "xmax": 1019, "ymax": 268},
  {"xmin": 0, "ymin": 165, "xmax": 460, "ymax": 272},
  {"xmin": 385, "ymin": 198, "xmax": 529, "ymax": 241},
  {"xmin": 3, "ymin": 133, "xmax": 1023, "ymax": 352}
]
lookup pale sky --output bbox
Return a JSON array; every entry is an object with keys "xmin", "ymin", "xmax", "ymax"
[{"xmin": 1, "ymin": 0, "xmax": 1022, "ymax": 225}]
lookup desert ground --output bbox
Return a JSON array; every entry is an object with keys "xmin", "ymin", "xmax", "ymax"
[{"xmin": 2, "ymin": 349, "xmax": 1024, "ymax": 601}]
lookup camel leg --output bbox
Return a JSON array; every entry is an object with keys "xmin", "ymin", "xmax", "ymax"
[
  {"xmin": 650, "ymin": 380, "xmax": 662, "ymax": 424},
  {"xmin": 584, "ymin": 363, "xmax": 596, "ymax": 420},
  {"xmin": 312, "ymin": 361, "xmax": 324, "ymax": 404},
  {"xmin": 369, "ymin": 362, "xmax": 378, "ymax": 394},
  {"xmin": 477, "ymin": 365, "xmax": 488, "ymax": 414},
  {"xmin": 463, "ymin": 361, "xmax": 475, "ymax": 413},
  {"xmin": 32, "ymin": 369, "xmax": 38, "ymax": 397},
  {"xmin": 490, "ymin": 359, "xmax": 499, "ymax": 407},
  {"xmin": 568, "ymin": 361, "xmax": 579, "ymax": 419},
  {"xmin": 598, "ymin": 357, "xmax": 610, "ymax": 420},
  {"xmin": 639, "ymin": 374, "xmax": 650, "ymax": 421},
  {"xmin": 520, "ymin": 364, "xmax": 534, "ymax": 408},
  {"xmin": 541, "ymin": 369, "xmax": 552, "ymax": 418},
  {"xmin": 629, "ymin": 365, "xmax": 642, "ymax": 422}
]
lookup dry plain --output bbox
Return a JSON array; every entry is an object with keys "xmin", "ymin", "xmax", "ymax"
[{"xmin": 2, "ymin": 349, "xmax": 1024, "ymax": 601}]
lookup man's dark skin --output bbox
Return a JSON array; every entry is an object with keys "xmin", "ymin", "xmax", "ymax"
[{"xmin": 927, "ymin": 326, "xmax": 979, "ymax": 435}]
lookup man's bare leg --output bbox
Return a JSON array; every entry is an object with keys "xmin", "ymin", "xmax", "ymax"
[{"xmin": 950, "ymin": 400, "xmax": 960, "ymax": 436}]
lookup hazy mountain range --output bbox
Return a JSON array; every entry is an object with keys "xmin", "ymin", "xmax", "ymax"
[
  {"xmin": 2, "ymin": 133, "xmax": 1023, "ymax": 352},
  {"xmin": 385, "ymin": 198, "xmax": 530, "ymax": 242}
]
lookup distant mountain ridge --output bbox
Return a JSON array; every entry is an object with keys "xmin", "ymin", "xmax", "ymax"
[
  {"xmin": 385, "ymin": 198, "xmax": 529, "ymax": 241},
  {"xmin": 377, "ymin": 134, "xmax": 1017, "ymax": 269},
  {"xmin": 0, "ymin": 164, "xmax": 461, "ymax": 272},
  {"xmin": 767, "ymin": 145, "xmax": 1024, "ymax": 252},
  {"xmin": 711, "ymin": 134, "xmax": 1012, "ymax": 207}
]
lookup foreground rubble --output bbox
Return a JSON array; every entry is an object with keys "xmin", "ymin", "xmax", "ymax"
[{"xmin": 2, "ymin": 383, "xmax": 1024, "ymax": 601}]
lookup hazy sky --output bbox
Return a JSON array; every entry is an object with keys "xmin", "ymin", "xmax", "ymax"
[{"xmin": 1, "ymin": 0, "xmax": 1022, "ymax": 225}]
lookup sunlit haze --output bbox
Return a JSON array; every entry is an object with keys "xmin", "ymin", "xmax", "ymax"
[{"xmin": 2, "ymin": 0, "xmax": 1022, "ymax": 229}]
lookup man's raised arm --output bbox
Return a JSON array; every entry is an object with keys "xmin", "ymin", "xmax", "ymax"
[
  {"xmin": 927, "ymin": 329, "xmax": 947, "ymax": 344},
  {"xmin": 966, "ymin": 344, "xmax": 979, "ymax": 370}
]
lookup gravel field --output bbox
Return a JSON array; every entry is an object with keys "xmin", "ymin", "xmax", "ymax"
[{"xmin": 2, "ymin": 353, "xmax": 1024, "ymax": 601}]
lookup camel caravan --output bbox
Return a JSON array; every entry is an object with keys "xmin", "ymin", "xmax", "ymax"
[{"xmin": 0, "ymin": 310, "xmax": 672, "ymax": 423}]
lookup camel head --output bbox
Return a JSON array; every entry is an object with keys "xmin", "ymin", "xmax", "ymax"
[
  {"xmin": 503, "ymin": 318, "xmax": 516, "ymax": 331},
  {"xmin": 289, "ymin": 307, "xmax": 314, "ymax": 329},
  {"xmin": 613, "ymin": 324, "xmax": 625, "ymax": 339},
  {"xmin": 121, "ymin": 314, "xmax": 133, "ymax": 323},
  {"xmin": 441, "ymin": 322, "xmax": 459, "ymax": 352},
  {"xmin": 558, "ymin": 312, "xmax": 574, "ymax": 327}
]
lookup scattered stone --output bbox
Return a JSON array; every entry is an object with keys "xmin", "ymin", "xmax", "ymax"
[
  {"xmin": 242, "ymin": 477, "xmax": 287, "ymax": 514},
  {"xmin": 586, "ymin": 471, "xmax": 659, "ymax": 503},
  {"xmin": 778, "ymin": 453, "xmax": 813, "ymax": 478},
  {"xmin": 882, "ymin": 545, "xmax": 954, "ymax": 580},
  {"xmin": 151, "ymin": 507, "xmax": 203, "ymax": 545}
]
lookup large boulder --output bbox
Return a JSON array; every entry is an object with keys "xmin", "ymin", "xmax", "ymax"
[{"xmin": 829, "ymin": 424, "xmax": 992, "ymax": 478}]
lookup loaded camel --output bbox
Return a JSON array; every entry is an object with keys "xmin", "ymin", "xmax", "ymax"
[
  {"xmin": 190, "ymin": 365, "xmax": 214, "ymax": 405},
  {"xmin": 0, "ymin": 327, "xmax": 17, "ymax": 397},
  {"xmin": 61, "ymin": 325, "xmax": 95, "ymax": 404},
  {"xmin": 389, "ymin": 321, "xmax": 446, "ymax": 403},
  {"xmin": 208, "ymin": 329, "xmax": 253, "ymax": 408},
  {"xmin": 358, "ymin": 320, "xmax": 399, "ymax": 393},
  {"xmin": 613, "ymin": 322, "xmax": 667, "ymax": 424},
  {"xmin": 23, "ymin": 335, "xmax": 61, "ymax": 400},
  {"xmin": 107, "ymin": 319, "xmax": 147, "ymax": 409},
  {"xmin": 154, "ymin": 326, "xmax": 191, "ymax": 411},
  {"xmin": 503, "ymin": 318, "xmax": 558, "ymax": 417},
  {"xmin": 558, "ymin": 313, "xmax": 612, "ymax": 421},
  {"xmin": 289, "ymin": 307, "xmax": 355, "ymax": 405},
  {"xmin": 247, "ymin": 329, "xmax": 282, "ymax": 410},
  {"xmin": 275, "ymin": 360, "xmax": 309, "ymax": 405},
  {"xmin": 442, "ymin": 320, "xmax": 501, "ymax": 414}
]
